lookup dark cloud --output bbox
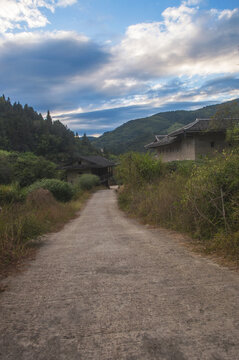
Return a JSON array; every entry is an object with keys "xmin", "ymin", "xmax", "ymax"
[
  {"xmin": 60, "ymin": 100, "xmax": 217, "ymax": 135},
  {"xmin": 1, "ymin": 37, "xmax": 109, "ymax": 81},
  {"xmin": 146, "ymin": 79, "xmax": 185, "ymax": 98},
  {"xmin": 199, "ymin": 76, "xmax": 239, "ymax": 95},
  {"xmin": 0, "ymin": 34, "xmax": 110, "ymax": 111}
]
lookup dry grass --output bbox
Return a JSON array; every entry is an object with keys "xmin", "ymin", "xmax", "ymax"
[
  {"xmin": 118, "ymin": 175, "xmax": 239, "ymax": 267},
  {"xmin": 0, "ymin": 189, "xmax": 91, "ymax": 274}
]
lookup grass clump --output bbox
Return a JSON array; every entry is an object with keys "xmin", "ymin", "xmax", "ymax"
[{"xmin": 0, "ymin": 183, "xmax": 24, "ymax": 203}]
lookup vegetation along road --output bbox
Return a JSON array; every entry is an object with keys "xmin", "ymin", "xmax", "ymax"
[{"xmin": 0, "ymin": 189, "xmax": 239, "ymax": 359}]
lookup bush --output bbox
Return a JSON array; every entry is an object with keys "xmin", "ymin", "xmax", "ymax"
[
  {"xmin": 117, "ymin": 152, "xmax": 239, "ymax": 264},
  {"xmin": 27, "ymin": 179, "xmax": 74, "ymax": 202},
  {"xmin": 75, "ymin": 174, "xmax": 100, "ymax": 191},
  {"xmin": 0, "ymin": 155, "xmax": 14, "ymax": 184},
  {"xmin": 0, "ymin": 184, "xmax": 24, "ymax": 204},
  {"xmin": 165, "ymin": 160, "xmax": 196, "ymax": 176},
  {"xmin": 116, "ymin": 152, "xmax": 164, "ymax": 187},
  {"xmin": 182, "ymin": 152, "xmax": 239, "ymax": 238},
  {"xmin": 13, "ymin": 152, "xmax": 58, "ymax": 187},
  {"xmin": 26, "ymin": 188, "xmax": 57, "ymax": 208},
  {"xmin": 0, "ymin": 151, "xmax": 60, "ymax": 187}
]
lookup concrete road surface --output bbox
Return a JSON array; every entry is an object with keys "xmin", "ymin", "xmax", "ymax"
[{"xmin": 0, "ymin": 189, "xmax": 239, "ymax": 360}]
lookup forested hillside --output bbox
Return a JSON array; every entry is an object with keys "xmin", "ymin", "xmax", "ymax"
[
  {"xmin": 93, "ymin": 99, "xmax": 239, "ymax": 154},
  {"xmin": 0, "ymin": 95, "xmax": 99, "ymax": 163}
]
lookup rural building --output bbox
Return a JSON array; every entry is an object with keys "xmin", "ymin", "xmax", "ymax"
[
  {"xmin": 63, "ymin": 155, "xmax": 115, "ymax": 186},
  {"xmin": 145, "ymin": 118, "xmax": 239, "ymax": 162}
]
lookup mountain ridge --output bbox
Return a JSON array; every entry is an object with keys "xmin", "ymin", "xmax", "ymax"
[{"xmin": 92, "ymin": 99, "xmax": 239, "ymax": 154}]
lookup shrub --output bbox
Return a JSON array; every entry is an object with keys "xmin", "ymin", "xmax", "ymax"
[
  {"xmin": 118, "ymin": 152, "xmax": 239, "ymax": 263},
  {"xmin": 165, "ymin": 160, "xmax": 196, "ymax": 176},
  {"xmin": 13, "ymin": 152, "xmax": 58, "ymax": 187},
  {"xmin": 27, "ymin": 179, "xmax": 74, "ymax": 202},
  {"xmin": 75, "ymin": 174, "xmax": 100, "ymax": 191},
  {"xmin": 182, "ymin": 152, "xmax": 239, "ymax": 238},
  {"xmin": 116, "ymin": 152, "xmax": 164, "ymax": 187},
  {"xmin": 26, "ymin": 188, "xmax": 56, "ymax": 208},
  {"xmin": 0, "ymin": 156, "xmax": 14, "ymax": 184}
]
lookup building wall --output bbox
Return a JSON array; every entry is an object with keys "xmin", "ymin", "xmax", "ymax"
[
  {"xmin": 156, "ymin": 135, "xmax": 195, "ymax": 162},
  {"xmin": 155, "ymin": 132, "xmax": 228, "ymax": 162},
  {"xmin": 194, "ymin": 132, "xmax": 227, "ymax": 158}
]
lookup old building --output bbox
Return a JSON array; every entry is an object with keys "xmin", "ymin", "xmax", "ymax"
[
  {"xmin": 63, "ymin": 155, "xmax": 115, "ymax": 186},
  {"xmin": 145, "ymin": 118, "xmax": 239, "ymax": 162}
]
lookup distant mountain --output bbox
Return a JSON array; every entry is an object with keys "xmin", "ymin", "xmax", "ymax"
[{"xmin": 92, "ymin": 99, "xmax": 239, "ymax": 154}]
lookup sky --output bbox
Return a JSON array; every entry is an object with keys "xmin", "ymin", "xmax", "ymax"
[{"xmin": 1, "ymin": 0, "xmax": 239, "ymax": 136}]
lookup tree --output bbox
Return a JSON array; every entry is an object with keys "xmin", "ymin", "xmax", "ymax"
[{"xmin": 46, "ymin": 110, "xmax": 52, "ymax": 127}]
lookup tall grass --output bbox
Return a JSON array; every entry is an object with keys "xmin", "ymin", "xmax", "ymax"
[
  {"xmin": 0, "ymin": 189, "xmax": 90, "ymax": 273},
  {"xmin": 117, "ymin": 152, "xmax": 239, "ymax": 264}
]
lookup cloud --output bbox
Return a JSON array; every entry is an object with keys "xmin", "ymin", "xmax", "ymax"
[
  {"xmin": 199, "ymin": 76, "xmax": 239, "ymax": 95},
  {"xmin": 183, "ymin": 0, "xmax": 201, "ymax": 5},
  {"xmin": 0, "ymin": 1, "xmax": 239, "ymax": 135},
  {"xmin": 57, "ymin": 0, "xmax": 77, "ymax": 7},
  {"xmin": 0, "ymin": 0, "xmax": 77, "ymax": 33},
  {"xmin": 0, "ymin": 31, "xmax": 110, "ymax": 111},
  {"xmin": 110, "ymin": 4, "xmax": 239, "ymax": 80}
]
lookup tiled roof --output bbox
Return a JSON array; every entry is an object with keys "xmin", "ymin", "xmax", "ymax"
[
  {"xmin": 169, "ymin": 118, "xmax": 239, "ymax": 136},
  {"xmin": 62, "ymin": 155, "xmax": 115, "ymax": 170},
  {"xmin": 145, "ymin": 136, "xmax": 177, "ymax": 149}
]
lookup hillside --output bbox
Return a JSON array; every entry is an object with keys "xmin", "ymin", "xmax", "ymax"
[
  {"xmin": 0, "ymin": 96, "xmax": 100, "ymax": 163},
  {"xmin": 92, "ymin": 99, "xmax": 239, "ymax": 154}
]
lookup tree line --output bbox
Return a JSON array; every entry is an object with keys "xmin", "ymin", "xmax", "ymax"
[{"xmin": 0, "ymin": 95, "xmax": 99, "ymax": 164}]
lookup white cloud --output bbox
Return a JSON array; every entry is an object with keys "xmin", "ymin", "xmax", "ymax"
[
  {"xmin": 109, "ymin": 3, "xmax": 239, "ymax": 81},
  {"xmin": 183, "ymin": 0, "xmax": 201, "ymax": 6},
  {"xmin": 0, "ymin": 0, "xmax": 77, "ymax": 33},
  {"xmin": 57, "ymin": 0, "xmax": 77, "ymax": 7},
  {"xmin": 0, "ymin": 0, "xmax": 239, "ymax": 122}
]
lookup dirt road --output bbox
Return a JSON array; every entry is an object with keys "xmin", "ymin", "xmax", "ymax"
[{"xmin": 0, "ymin": 189, "xmax": 239, "ymax": 359}]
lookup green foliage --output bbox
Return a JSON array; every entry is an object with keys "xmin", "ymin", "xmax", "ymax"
[
  {"xmin": 165, "ymin": 160, "xmax": 196, "ymax": 176},
  {"xmin": 27, "ymin": 179, "xmax": 74, "ymax": 202},
  {"xmin": 227, "ymin": 123, "xmax": 239, "ymax": 147},
  {"xmin": 0, "ymin": 153, "xmax": 13, "ymax": 184},
  {"xmin": 0, "ymin": 150, "xmax": 61, "ymax": 188},
  {"xmin": 0, "ymin": 183, "xmax": 24, "ymax": 204},
  {"xmin": 13, "ymin": 152, "xmax": 58, "ymax": 187},
  {"xmin": 116, "ymin": 152, "xmax": 164, "ymax": 187},
  {"xmin": 183, "ymin": 152, "xmax": 239, "ymax": 238},
  {"xmin": 212, "ymin": 100, "xmax": 239, "ymax": 120},
  {"xmin": 118, "ymin": 152, "xmax": 239, "ymax": 263},
  {"xmin": 166, "ymin": 122, "xmax": 184, "ymax": 134},
  {"xmin": 75, "ymin": 174, "xmax": 100, "ymax": 191},
  {"xmin": 0, "ymin": 96, "xmax": 100, "ymax": 164}
]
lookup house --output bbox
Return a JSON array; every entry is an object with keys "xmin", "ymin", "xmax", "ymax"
[
  {"xmin": 145, "ymin": 118, "xmax": 239, "ymax": 162},
  {"xmin": 62, "ymin": 155, "xmax": 115, "ymax": 187}
]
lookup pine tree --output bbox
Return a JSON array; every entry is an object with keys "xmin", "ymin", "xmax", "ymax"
[{"xmin": 46, "ymin": 110, "xmax": 52, "ymax": 126}]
